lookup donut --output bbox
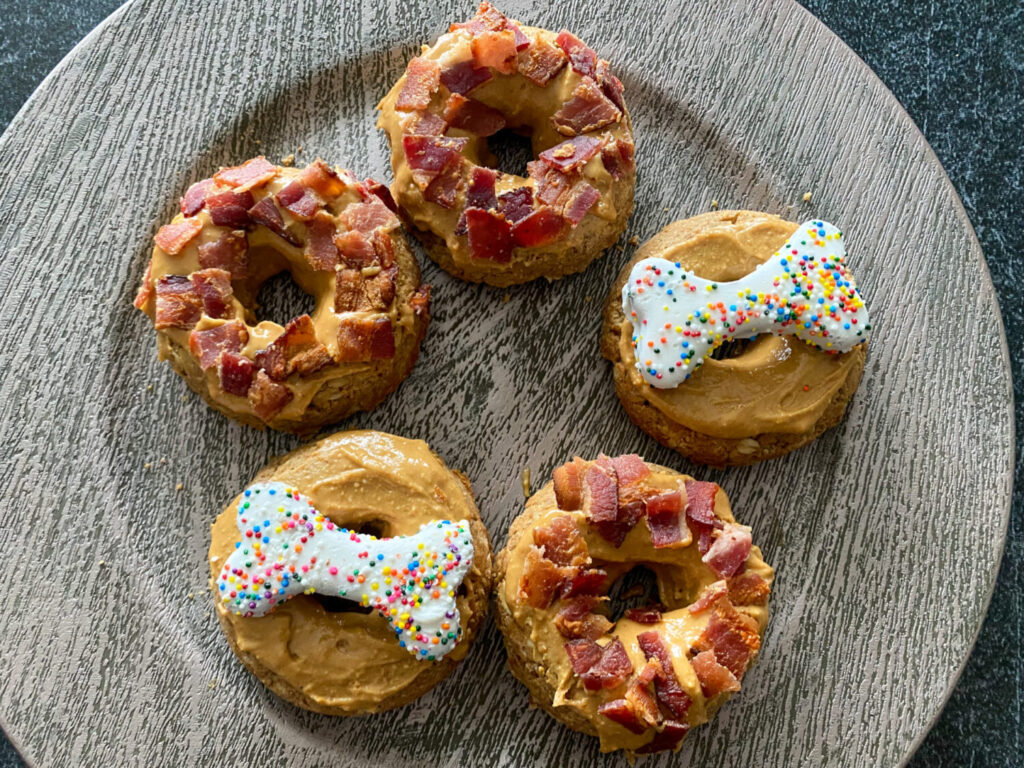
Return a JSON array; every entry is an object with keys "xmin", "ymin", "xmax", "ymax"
[
  {"xmin": 601, "ymin": 211, "xmax": 871, "ymax": 466},
  {"xmin": 208, "ymin": 430, "xmax": 493, "ymax": 715},
  {"xmin": 494, "ymin": 454, "xmax": 773, "ymax": 754},
  {"xmin": 133, "ymin": 157, "xmax": 431, "ymax": 435},
  {"xmin": 377, "ymin": 2, "xmax": 635, "ymax": 287}
]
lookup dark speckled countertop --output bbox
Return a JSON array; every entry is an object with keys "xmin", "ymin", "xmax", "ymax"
[{"xmin": 0, "ymin": 0, "xmax": 1020, "ymax": 765}]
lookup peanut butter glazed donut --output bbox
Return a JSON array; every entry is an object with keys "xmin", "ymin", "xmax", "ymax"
[
  {"xmin": 133, "ymin": 157, "xmax": 431, "ymax": 434},
  {"xmin": 209, "ymin": 430, "xmax": 493, "ymax": 715},
  {"xmin": 495, "ymin": 454, "xmax": 773, "ymax": 754},
  {"xmin": 378, "ymin": 3, "xmax": 635, "ymax": 287},
  {"xmin": 602, "ymin": 211, "xmax": 871, "ymax": 466}
]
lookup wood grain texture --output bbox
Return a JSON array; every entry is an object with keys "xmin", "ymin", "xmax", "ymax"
[{"xmin": 0, "ymin": 0, "xmax": 1012, "ymax": 766}]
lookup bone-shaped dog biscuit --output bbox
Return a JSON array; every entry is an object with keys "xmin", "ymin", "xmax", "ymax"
[
  {"xmin": 217, "ymin": 481, "xmax": 474, "ymax": 660},
  {"xmin": 621, "ymin": 220, "xmax": 871, "ymax": 389}
]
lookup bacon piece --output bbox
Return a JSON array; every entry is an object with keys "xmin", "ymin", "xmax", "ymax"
[
  {"xmin": 334, "ymin": 229, "xmax": 375, "ymax": 266},
  {"xmin": 304, "ymin": 210, "xmax": 339, "ymax": 271},
  {"xmin": 371, "ymin": 230, "xmax": 396, "ymax": 267},
  {"xmin": 625, "ymin": 606, "xmax": 662, "ymax": 624},
  {"xmin": 362, "ymin": 179, "xmax": 399, "ymax": 213},
  {"xmin": 443, "ymin": 93, "xmax": 506, "ymax": 137},
  {"xmin": 339, "ymin": 197, "xmax": 397, "ymax": 235},
  {"xmin": 626, "ymin": 670, "xmax": 663, "ymax": 729},
  {"xmin": 512, "ymin": 207, "xmax": 567, "ymax": 247},
  {"xmin": 403, "ymin": 111, "xmax": 447, "ymax": 136},
  {"xmin": 688, "ymin": 580, "xmax": 728, "ymax": 614},
  {"xmin": 336, "ymin": 316, "xmax": 395, "ymax": 362},
  {"xmin": 298, "ymin": 159, "xmax": 346, "ymax": 200},
  {"xmin": 219, "ymin": 351, "xmax": 254, "ymax": 396},
  {"xmin": 334, "ymin": 269, "xmax": 365, "ymax": 312},
  {"xmin": 133, "ymin": 262, "xmax": 153, "ymax": 310},
  {"xmin": 424, "ymin": 159, "xmax": 464, "ymax": 208},
  {"xmin": 248, "ymin": 197, "xmax": 301, "ymax": 245},
  {"xmin": 555, "ymin": 30, "xmax": 597, "ymax": 79},
  {"xmin": 685, "ymin": 480, "xmax": 721, "ymax": 555},
  {"xmin": 554, "ymin": 597, "xmax": 613, "ymax": 640},
  {"xmin": 247, "ymin": 369, "xmax": 293, "ymax": 422},
  {"xmin": 154, "ymin": 275, "xmax": 202, "ymax": 329},
  {"xmin": 635, "ymin": 721, "xmax": 689, "ymax": 755},
  {"xmin": 395, "ymin": 57, "xmax": 441, "ymax": 112},
  {"xmin": 637, "ymin": 631, "xmax": 691, "ymax": 720},
  {"xmin": 402, "ymin": 135, "xmax": 468, "ymax": 189},
  {"xmin": 728, "ymin": 572, "xmax": 770, "ymax": 607},
  {"xmin": 409, "ymin": 284, "xmax": 431, "ymax": 320},
  {"xmin": 439, "ymin": 59, "xmax": 493, "ymax": 95},
  {"xmin": 691, "ymin": 650, "xmax": 741, "ymax": 698},
  {"xmin": 466, "ymin": 166, "xmax": 498, "ymax": 210},
  {"xmin": 452, "ymin": 1, "xmax": 510, "ymax": 35},
  {"xmin": 694, "ymin": 599, "xmax": 761, "ymax": 679},
  {"xmin": 532, "ymin": 515, "xmax": 589, "ymax": 567},
  {"xmin": 188, "ymin": 321, "xmax": 247, "ymax": 370},
  {"xmin": 598, "ymin": 699, "xmax": 646, "ymax": 735},
  {"xmin": 596, "ymin": 59, "xmax": 625, "ymax": 111},
  {"xmin": 583, "ymin": 457, "xmax": 618, "ymax": 525},
  {"xmin": 335, "ymin": 266, "xmax": 397, "ymax": 313},
  {"xmin": 610, "ymin": 454, "xmax": 649, "ymax": 486},
  {"xmin": 275, "ymin": 181, "xmax": 321, "ymax": 220},
  {"xmin": 564, "ymin": 183, "xmax": 600, "ymax": 225},
  {"xmin": 255, "ymin": 315, "xmax": 331, "ymax": 380},
  {"xmin": 180, "ymin": 178, "xmax": 215, "ymax": 216},
  {"xmin": 213, "ymin": 157, "xmax": 277, "ymax": 192},
  {"xmin": 497, "ymin": 186, "xmax": 533, "ymax": 222},
  {"xmin": 601, "ymin": 139, "xmax": 635, "ymax": 180},
  {"xmin": 517, "ymin": 547, "xmax": 571, "ymax": 609},
  {"xmin": 552, "ymin": 78, "xmax": 621, "ymax": 136},
  {"xmin": 527, "ymin": 159, "xmax": 574, "ymax": 208},
  {"xmin": 565, "ymin": 638, "xmax": 632, "ymax": 691},
  {"xmin": 197, "ymin": 230, "xmax": 249, "ymax": 278},
  {"xmin": 553, "ymin": 460, "xmax": 584, "ymax": 510},
  {"xmin": 646, "ymin": 491, "xmax": 686, "ymax": 548},
  {"xmin": 560, "ymin": 567, "xmax": 607, "ymax": 599},
  {"xmin": 465, "ymin": 208, "xmax": 514, "ymax": 262},
  {"xmin": 471, "ymin": 30, "xmax": 518, "ymax": 73},
  {"xmin": 518, "ymin": 36, "xmax": 566, "ymax": 85},
  {"xmin": 702, "ymin": 523, "xmax": 752, "ymax": 578},
  {"xmin": 190, "ymin": 268, "xmax": 234, "ymax": 319},
  {"xmin": 154, "ymin": 218, "xmax": 202, "ymax": 255},
  {"xmin": 539, "ymin": 136, "xmax": 603, "ymax": 173},
  {"xmin": 206, "ymin": 190, "xmax": 255, "ymax": 229}
]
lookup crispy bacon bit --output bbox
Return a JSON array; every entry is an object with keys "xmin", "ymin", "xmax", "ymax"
[
  {"xmin": 403, "ymin": 135, "xmax": 468, "ymax": 189},
  {"xmin": 396, "ymin": 57, "xmax": 441, "ymax": 112},
  {"xmin": 248, "ymin": 197, "xmax": 301, "ymax": 246},
  {"xmin": 728, "ymin": 572, "xmax": 770, "ymax": 607},
  {"xmin": 466, "ymin": 166, "xmax": 498, "ymax": 210},
  {"xmin": 362, "ymin": 179, "xmax": 399, "ymax": 213},
  {"xmin": 560, "ymin": 567, "xmax": 607, "ymax": 598},
  {"xmin": 637, "ymin": 631, "xmax": 692, "ymax": 720},
  {"xmin": 518, "ymin": 36, "xmax": 566, "ymax": 85},
  {"xmin": 552, "ymin": 78, "xmax": 622, "ymax": 136},
  {"xmin": 466, "ymin": 207, "xmax": 514, "ymax": 262},
  {"xmin": 339, "ymin": 197, "xmax": 397, "ymax": 235},
  {"xmin": 372, "ymin": 230, "xmax": 396, "ymax": 267},
  {"xmin": 154, "ymin": 275, "xmax": 202, "ymax": 329},
  {"xmin": 471, "ymin": 30, "xmax": 518, "ymax": 73},
  {"xmin": 404, "ymin": 110, "xmax": 448, "ymax": 136},
  {"xmin": 553, "ymin": 460, "xmax": 584, "ymax": 510},
  {"xmin": 335, "ymin": 229, "xmax": 375, "ymax": 266},
  {"xmin": 336, "ymin": 316, "xmax": 395, "ymax": 362},
  {"xmin": 298, "ymin": 159, "xmax": 346, "ymax": 200},
  {"xmin": 512, "ymin": 207, "xmax": 567, "ymax": 247},
  {"xmin": 261, "ymin": 315, "xmax": 332, "ymax": 379},
  {"xmin": 610, "ymin": 454, "xmax": 649, "ymax": 485},
  {"xmin": 685, "ymin": 480, "xmax": 722, "ymax": 555},
  {"xmin": 451, "ymin": 1, "xmax": 508, "ymax": 34},
  {"xmin": 133, "ymin": 262, "xmax": 153, "ymax": 310},
  {"xmin": 190, "ymin": 268, "xmax": 234, "ymax": 319},
  {"xmin": 335, "ymin": 266, "xmax": 397, "ymax": 313},
  {"xmin": 275, "ymin": 181, "xmax": 321, "ymax": 220},
  {"xmin": 533, "ymin": 515, "xmax": 589, "ymax": 567},
  {"xmin": 627, "ymin": 669, "xmax": 663, "ymax": 729},
  {"xmin": 509, "ymin": 23, "xmax": 530, "ymax": 49},
  {"xmin": 554, "ymin": 597, "xmax": 613, "ymax": 640},
  {"xmin": 694, "ymin": 599, "xmax": 761, "ymax": 679},
  {"xmin": 527, "ymin": 159, "xmax": 574, "ymax": 208},
  {"xmin": 424, "ymin": 159, "xmax": 464, "ymax": 208},
  {"xmin": 688, "ymin": 580, "xmax": 728, "ymax": 614},
  {"xmin": 625, "ymin": 606, "xmax": 662, "ymax": 624},
  {"xmin": 646, "ymin": 491, "xmax": 686, "ymax": 548},
  {"xmin": 702, "ymin": 523, "xmax": 753, "ymax": 578},
  {"xmin": 583, "ymin": 458, "xmax": 619, "ymax": 525},
  {"xmin": 539, "ymin": 136, "xmax": 603, "ymax": 173},
  {"xmin": 439, "ymin": 59, "xmax": 493, "ymax": 95},
  {"xmin": 518, "ymin": 547, "xmax": 570, "ymax": 609},
  {"xmin": 218, "ymin": 351, "xmax": 255, "ymax": 396},
  {"xmin": 409, "ymin": 284, "xmax": 432, "ymax": 320},
  {"xmin": 213, "ymin": 157, "xmax": 277, "ymax": 192},
  {"xmin": 443, "ymin": 93, "xmax": 507, "ymax": 137},
  {"xmin": 564, "ymin": 183, "xmax": 600, "ymax": 225},
  {"xmin": 198, "ymin": 230, "xmax": 249, "ymax": 278},
  {"xmin": 189, "ymin": 321, "xmax": 247, "ymax": 370},
  {"xmin": 334, "ymin": 269, "xmax": 365, "ymax": 312},
  {"xmin": 556, "ymin": 30, "xmax": 597, "ymax": 79},
  {"xmin": 154, "ymin": 218, "xmax": 203, "ymax": 255},
  {"xmin": 635, "ymin": 721, "xmax": 689, "ymax": 755},
  {"xmin": 596, "ymin": 59, "xmax": 625, "ymax": 111},
  {"xmin": 601, "ymin": 139, "xmax": 635, "ymax": 180},
  {"xmin": 565, "ymin": 638, "xmax": 633, "ymax": 691},
  {"xmin": 180, "ymin": 178, "xmax": 215, "ymax": 216},
  {"xmin": 304, "ymin": 210, "xmax": 339, "ymax": 271},
  {"xmin": 691, "ymin": 650, "xmax": 741, "ymax": 698},
  {"xmin": 497, "ymin": 186, "xmax": 533, "ymax": 222},
  {"xmin": 206, "ymin": 190, "xmax": 255, "ymax": 229},
  {"xmin": 247, "ymin": 369, "xmax": 293, "ymax": 422},
  {"xmin": 598, "ymin": 699, "xmax": 646, "ymax": 734}
]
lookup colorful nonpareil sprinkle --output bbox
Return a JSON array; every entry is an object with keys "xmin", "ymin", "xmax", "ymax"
[
  {"xmin": 218, "ymin": 481, "xmax": 474, "ymax": 661},
  {"xmin": 621, "ymin": 220, "xmax": 871, "ymax": 388}
]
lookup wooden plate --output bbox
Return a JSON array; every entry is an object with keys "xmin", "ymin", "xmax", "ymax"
[{"xmin": 0, "ymin": 0, "xmax": 1011, "ymax": 765}]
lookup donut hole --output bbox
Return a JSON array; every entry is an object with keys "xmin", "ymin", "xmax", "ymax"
[
  {"xmin": 605, "ymin": 565, "xmax": 661, "ymax": 622},
  {"xmin": 346, "ymin": 519, "xmax": 389, "ymax": 539},
  {"xmin": 313, "ymin": 595, "xmax": 375, "ymax": 614},
  {"xmin": 253, "ymin": 270, "xmax": 316, "ymax": 327},
  {"xmin": 483, "ymin": 128, "xmax": 534, "ymax": 178},
  {"xmin": 710, "ymin": 337, "xmax": 755, "ymax": 360}
]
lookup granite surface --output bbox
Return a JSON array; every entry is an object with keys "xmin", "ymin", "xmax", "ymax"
[{"xmin": 0, "ymin": 0, "xmax": 1019, "ymax": 765}]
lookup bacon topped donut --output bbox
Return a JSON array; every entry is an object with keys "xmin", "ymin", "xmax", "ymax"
[
  {"xmin": 495, "ymin": 454, "xmax": 773, "ymax": 754},
  {"xmin": 134, "ymin": 157, "xmax": 431, "ymax": 434},
  {"xmin": 378, "ymin": 3, "xmax": 635, "ymax": 287}
]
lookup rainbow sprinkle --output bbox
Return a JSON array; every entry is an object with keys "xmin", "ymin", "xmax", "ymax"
[
  {"xmin": 621, "ymin": 220, "xmax": 871, "ymax": 388},
  {"xmin": 218, "ymin": 481, "xmax": 474, "ymax": 661}
]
